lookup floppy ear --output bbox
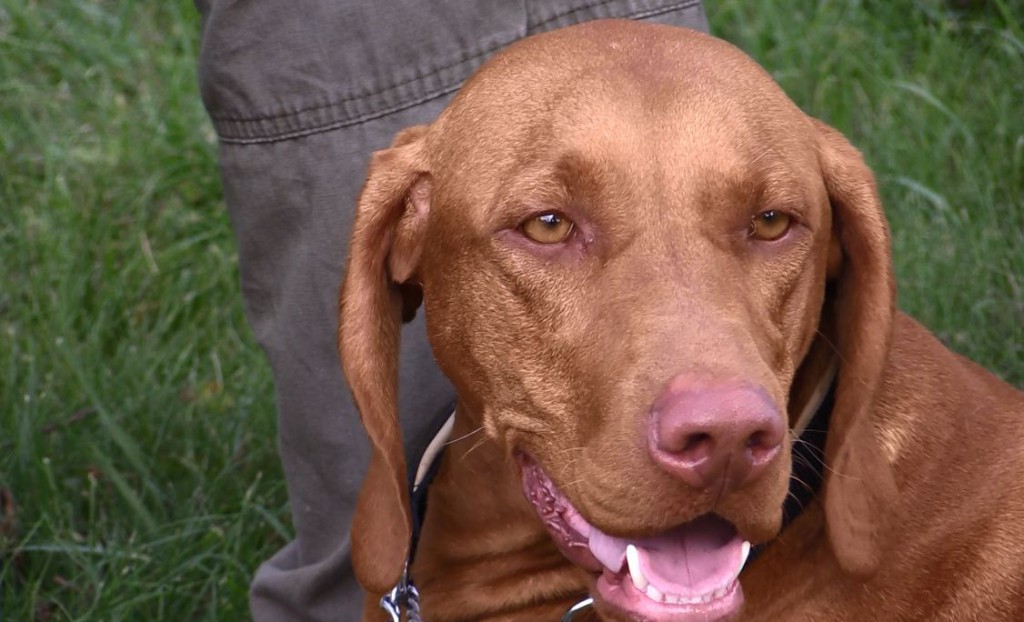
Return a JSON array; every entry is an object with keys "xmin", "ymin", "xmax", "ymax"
[
  {"xmin": 813, "ymin": 119, "xmax": 900, "ymax": 577},
  {"xmin": 338, "ymin": 125, "xmax": 432, "ymax": 594}
]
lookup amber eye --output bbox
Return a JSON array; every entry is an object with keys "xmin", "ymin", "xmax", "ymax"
[
  {"xmin": 521, "ymin": 212, "xmax": 574, "ymax": 244},
  {"xmin": 749, "ymin": 210, "xmax": 792, "ymax": 241}
]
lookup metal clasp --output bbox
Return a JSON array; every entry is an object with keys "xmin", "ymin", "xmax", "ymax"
[
  {"xmin": 379, "ymin": 564, "xmax": 422, "ymax": 622},
  {"xmin": 381, "ymin": 563, "xmax": 589, "ymax": 622}
]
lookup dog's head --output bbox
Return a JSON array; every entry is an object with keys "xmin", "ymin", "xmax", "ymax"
[{"xmin": 340, "ymin": 20, "xmax": 897, "ymax": 621}]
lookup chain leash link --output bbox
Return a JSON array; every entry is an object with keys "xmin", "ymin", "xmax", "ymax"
[{"xmin": 379, "ymin": 564, "xmax": 422, "ymax": 622}]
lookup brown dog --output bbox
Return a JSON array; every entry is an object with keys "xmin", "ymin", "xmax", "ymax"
[{"xmin": 339, "ymin": 20, "xmax": 1024, "ymax": 622}]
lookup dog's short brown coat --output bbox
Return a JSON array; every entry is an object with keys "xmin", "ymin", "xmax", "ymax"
[{"xmin": 339, "ymin": 20, "xmax": 1024, "ymax": 621}]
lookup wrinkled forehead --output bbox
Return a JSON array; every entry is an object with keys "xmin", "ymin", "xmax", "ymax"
[
  {"xmin": 427, "ymin": 22, "xmax": 818, "ymax": 202},
  {"xmin": 540, "ymin": 73, "xmax": 817, "ymax": 197}
]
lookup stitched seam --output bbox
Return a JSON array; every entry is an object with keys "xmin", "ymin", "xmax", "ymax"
[
  {"xmin": 529, "ymin": 0, "xmax": 699, "ymax": 30},
  {"xmin": 213, "ymin": 0, "xmax": 704, "ymax": 143},
  {"xmin": 529, "ymin": 0, "xmax": 621, "ymax": 31},
  {"xmin": 210, "ymin": 38, "xmax": 513, "ymax": 124},
  {"xmin": 217, "ymin": 83, "xmax": 461, "ymax": 145},
  {"xmin": 630, "ymin": 0, "xmax": 702, "ymax": 21},
  {"xmin": 210, "ymin": 0, "xmax": 698, "ymax": 124}
]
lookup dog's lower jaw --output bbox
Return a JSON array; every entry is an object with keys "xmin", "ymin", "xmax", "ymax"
[{"xmin": 517, "ymin": 453, "xmax": 751, "ymax": 622}]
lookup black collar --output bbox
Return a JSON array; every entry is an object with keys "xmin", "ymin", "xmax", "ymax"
[{"xmin": 381, "ymin": 378, "xmax": 837, "ymax": 620}]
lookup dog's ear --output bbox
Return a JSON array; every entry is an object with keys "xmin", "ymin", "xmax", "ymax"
[
  {"xmin": 338, "ymin": 124, "xmax": 432, "ymax": 594},
  {"xmin": 812, "ymin": 119, "xmax": 900, "ymax": 577}
]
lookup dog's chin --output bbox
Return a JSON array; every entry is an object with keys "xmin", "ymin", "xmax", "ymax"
[{"xmin": 517, "ymin": 453, "xmax": 756, "ymax": 622}]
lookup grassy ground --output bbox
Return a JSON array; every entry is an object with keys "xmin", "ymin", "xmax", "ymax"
[{"xmin": 1, "ymin": 0, "xmax": 1021, "ymax": 620}]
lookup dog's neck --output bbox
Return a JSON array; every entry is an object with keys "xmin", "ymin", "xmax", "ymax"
[{"xmin": 411, "ymin": 410, "xmax": 591, "ymax": 620}]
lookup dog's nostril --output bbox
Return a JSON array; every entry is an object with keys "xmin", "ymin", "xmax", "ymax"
[
  {"xmin": 675, "ymin": 432, "xmax": 716, "ymax": 465},
  {"xmin": 683, "ymin": 432, "xmax": 712, "ymax": 453},
  {"xmin": 745, "ymin": 428, "xmax": 782, "ymax": 463},
  {"xmin": 746, "ymin": 431, "xmax": 765, "ymax": 449}
]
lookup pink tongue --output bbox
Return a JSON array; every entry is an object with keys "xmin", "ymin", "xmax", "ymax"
[
  {"xmin": 588, "ymin": 514, "xmax": 742, "ymax": 595},
  {"xmin": 638, "ymin": 514, "xmax": 740, "ymax": 594}
]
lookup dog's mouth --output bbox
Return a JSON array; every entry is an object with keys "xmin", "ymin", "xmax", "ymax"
[{"xmin": 518, "ymin": 453, "xmax": 750, "ymax": 622}]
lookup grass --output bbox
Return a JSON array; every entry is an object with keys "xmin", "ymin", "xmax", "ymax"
[
  {"xmin": 1, "ymin": 0, "xmax": 1021, "ymax": 619},
  {"xmin": 1, "ymin": 2, "xmax": 283, "ymax": 619}
]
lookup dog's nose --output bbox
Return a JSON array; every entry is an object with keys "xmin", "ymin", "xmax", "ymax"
[{"xmin": 648, "ymin": 376, "xmax": 784, "ymax": 493}]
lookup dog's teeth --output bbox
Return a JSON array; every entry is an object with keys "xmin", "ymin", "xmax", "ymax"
[
  {"xmin": 739, "ymin": 541, "xmax": 752, "ymax": 570},
  {"xmin": 625, "ymin": 544, "xmax": 649, "ymax": 592},
  {"xmin": 645, "ymin": 584, "xmax": 665, "ymax": 602}
]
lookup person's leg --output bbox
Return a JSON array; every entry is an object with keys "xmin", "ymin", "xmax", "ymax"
[
  {"xmin": 195, "ymin": 2, "xmax": 707, "ymax": 620},
  {"xmin": 212, "ymin": 113, "xmax": 455, "ymax": 621}
]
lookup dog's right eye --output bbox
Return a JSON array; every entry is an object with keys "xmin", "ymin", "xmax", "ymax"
[
  {"xmin": 749, "ymin": 210, "xmax": 792, "ymax": 241},
  {"xmin": 521, "ymin": 212, "xmax": 574, "ymax": 244}
]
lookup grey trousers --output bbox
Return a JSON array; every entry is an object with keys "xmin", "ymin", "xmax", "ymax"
[{"xmin": 195, "ymin": 2, "xmax": 707, "ymax": 620}]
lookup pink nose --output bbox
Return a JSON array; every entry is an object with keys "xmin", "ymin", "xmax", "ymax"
[{"xmin": 648, "ymin": 375, "xmax": 784, "ymax": 493}]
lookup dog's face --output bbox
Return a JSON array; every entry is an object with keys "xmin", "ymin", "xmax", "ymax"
[
  {"xmin": 341, "ymin": 20, "xmax": 897, "ymax": 622},
  {"xmin": 420, "ymin": 28, "xmax": 828, "ymax": 620}
]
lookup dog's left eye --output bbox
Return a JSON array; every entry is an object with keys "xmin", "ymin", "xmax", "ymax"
[
  {"xmin": 749, "ymin": 210, "xmax": 792, "ymax": 241},
  {"xmin": 521, "ymin": 212, "xmax": 574, "ymax": 244}
]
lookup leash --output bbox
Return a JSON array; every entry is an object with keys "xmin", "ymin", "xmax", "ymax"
[
  {"xmin": 381, "ymin": 369, "xmax": 837, "ymax": 620},
  {"xmin": 379, "ymin": 409, "xmax": 454, "ymax": 622}
]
